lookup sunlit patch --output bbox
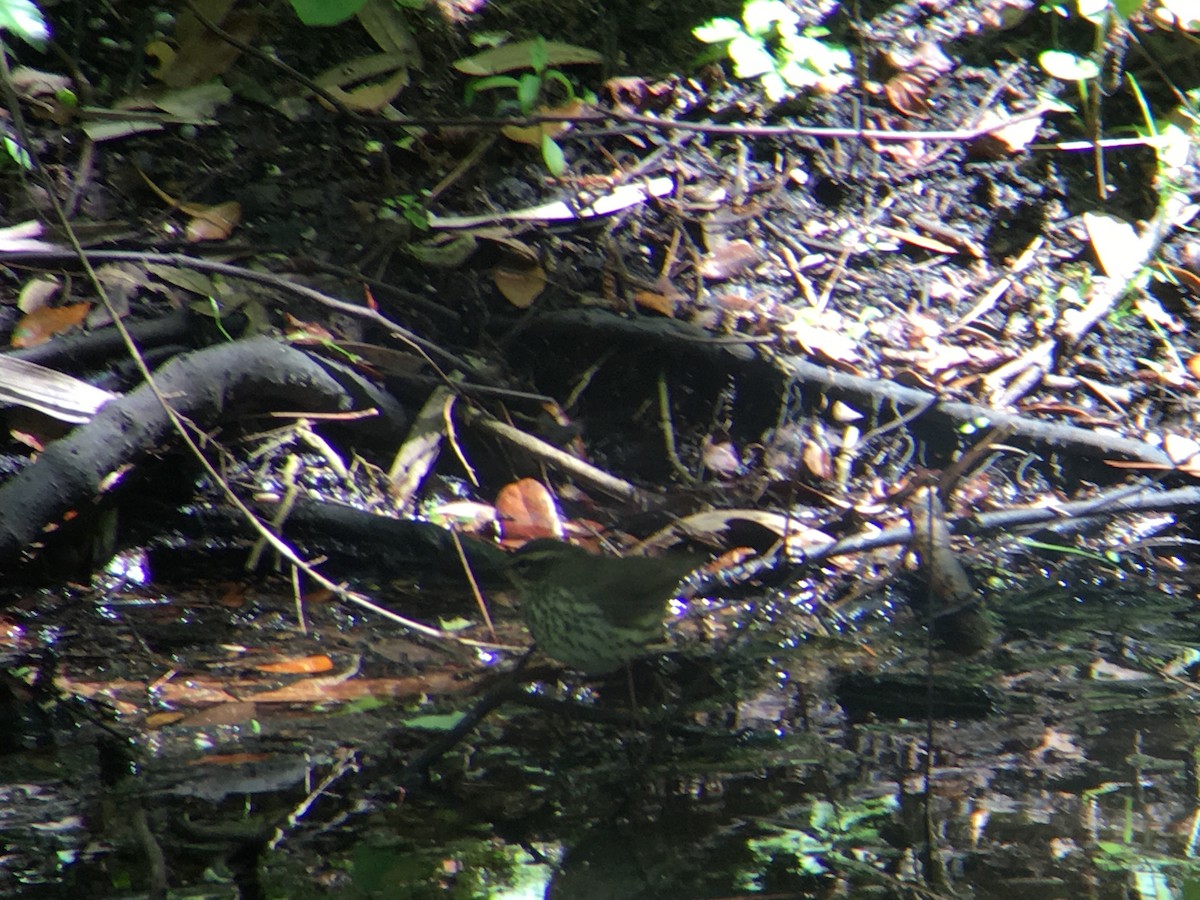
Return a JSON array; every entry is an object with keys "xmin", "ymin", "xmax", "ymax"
[
  {"xmin": 103, "ymin": 548, "xmax": 149, "ymax": 585},
  {"xmin": 476, "ymin": 648, "xmax": 502, "ymax": 667}
]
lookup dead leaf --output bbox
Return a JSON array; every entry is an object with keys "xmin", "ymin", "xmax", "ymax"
[
  {"xmin": 501, "ymin": 98, "xmax": 581, "ymax": 146},
  {"xmin": 878, "ymin": 225, "xmax": 958, "ymax": 255},
  {"xmin": 142, "ymin": 82, "xmax": 232, "ymax": 120},
  {"xmin": 697, "ymin": 239, "xmax": 761, "ymax": 280},
  {"xmin": 145, "ymin": 711, "xmax": 186, "ymax": 729},
  {"xmin": 137, "ymin": 168, "xmax": 241, "ymax": 241},
  {"xmin": 176, "ymin": 702, "xmax": 259, "ymax": 728},
  {"xmin": 218, "ymin": 582, "xmax": 249, "ymax": 608},
  {"xmin": 1159, "ymin": 262, "xmax": 1200, "ymax": 294},
  {"xmin": 885, "ymin": 71, "xmax": 932, "ymax": 117},
  {"xmin": 633, "ymin": 289, "xmax": 678, "ymax": 316},
  {"xmin": 188, "ymin": 751, "xmax": 271, "ymax": 766},
  {"xmin": 17, "ymin": 275, "xmax": 61, "ymax": 313},
  {"xmin": 154, "ymin": 9, "xmax": 257, "ymax": 88},
  {"xmin": 407, "ymin": 233, "xmax": 478, "ymax": 267},
  {"xmin": 1084, "ymin": 211, "xmax": 1141, "ymax": 280},
  {"xmin": 493, "ymin": 264, "xmax": 546, "ymax": 308},
  {"xmin": 701, "ymin": 435, "xmax": 742, "ymax": 477},
  {"xmin": 803, "ymin": 440, "xmax": 833, "ymax": 479},
  {"xmin": 356, "ymin": 0, "xmax": 421, "ymax": 58},
  {"xmin": 10, "ymin": 66, "xmax": 76, "ymax": 124},
  {"xmin": 314, "ymin": 55, "xmax": 410, "ymax": 112},
  {"xmin": 969, "ymin": 108, "xmax": 1044, "ymax": 157},
  {"xmin": 252, "ymin": 671, "xmax": 470, "ymax": 702},
  {"xmin": 256, "ymin": 655, "xmax": 335, "ymax": 674},
  {"xmin": 12, "ymin": 303, "xmax": 90, "ymax": 348},
  {"xmin": 496, "ymin": 478, "xmax": 563, "ymax": 543},
  {"xmin": 184, "ymin": 200, "xmax": 242, "ymax": 242},
  {"xmin": 474, "ymin": 231, "xmax": 539, "ymax": 263}
]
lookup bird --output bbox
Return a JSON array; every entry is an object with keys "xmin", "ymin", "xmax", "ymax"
[{"xmin": 505, "ymin": 538, "xmax": 704, "ymax": 674}]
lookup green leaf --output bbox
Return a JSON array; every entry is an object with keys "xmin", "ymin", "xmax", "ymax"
[
  {"xmin": 398, "ymin": 712, "xmax": 467, "ymax": 731},
  {"xmin": 1112, "ymin": 0, "xmax": 1147, "ymax": 17},
  {"xmin": 530, "ymin": 35, "xmax": 548, "ymax": 73},
  {"xmin": 4, "ymin": 136, "xmax": 31, "ymax": 170},
  {"xmin": 743, "ymin": 0, "xmax": 797, "ymax": 36},
  {"xmin": 729, "ymin": 33, "xmax": 774, "ymax": 79},
  {"xmin": 464, "ymin": 74, "xmax": 522, "ymax": 105},
  {"xmin": 0, "ymin": 0, "xmax": 48, "ymax": 45},
  {"xmin": 693, "ymin": 17, "xmax": 743, "ymax": 43},
  {"xmin": 541, "ymin": 133, "xmax": 566, "ymax": 176},
  {"xmin": 543, "ymin": 69, "xmax": 576, "ymax": 102},
  {"xmin": 1039, "ymin": 49, "xmax": 1100, "ymax": 81},
  {"xmin": 289, "ymin": 0, "xmax": 368, "ymax": 26},
  {"xmin": 517, "ymin": 72, "xmax": 541, "ymax": 113}
]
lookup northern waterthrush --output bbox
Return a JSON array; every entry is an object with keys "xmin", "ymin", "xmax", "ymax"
[{"xmin": 506, "ymin": 538, "xmax": 703, "ymax": 674}]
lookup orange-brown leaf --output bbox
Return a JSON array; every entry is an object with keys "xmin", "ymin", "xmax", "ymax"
[
  {"xmin": 11, "ymin": 303, "xmax": 90, "ymax": 348},
  {"xmin": 495, "ymin": 478, "xmax": 563, "ymax": 543},
  {"xmin": 256, "ymin": 655, "xmax": 335, "ymax": 675}
]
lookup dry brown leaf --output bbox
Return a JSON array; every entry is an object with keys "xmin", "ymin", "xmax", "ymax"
[
  {"xmin": 319, "ymin": 67, "xmax": 409, "ymax": 113},
  {"xmin": 356, "ymin": 0, "xmax": 420, "ymax": 56},
  {"xmin": 252, "ymin": 671, "xmax": 469, "ymax": 702},
  {"xmin": 969, "ymin": 108, "xmax": 1044, "ymax": 157},
  {"xmin": 187, "ymin": 751, "xmax": 272, "ymax": 766},
  {"xmin": 885, "ymin": 71, "xmax": 932, "ymax": 117},
  {"xmin": 184, "ymin": 200, "xmax": 242, "ymax": 242},
  {"xmin": 496, "ymin": 478, "xmax": 563, "ymax": 543},
  {"xmin": 12, "ymin": 303, "xmax": 90, "ymax": 348},
  {"xmin": 156, "ymin": 679, "xmax": 240, "ymax": 705},
  {"xmin": 17, "ymin": 275, "xmax": 61, "ymax": 313},
  {"xmin": 701, "ymin": 435, "xmax": 742, "ymax": 477},
  {"xmin": 256, "ymin": 655, "xmax": 335, "ymax": 675},
  {"xmin": 633, "ymin": 289, "xmax": 677, "ymax": 316},
  {"xmin": 138, "ymin": 169, "xmax": 241, "ymax": 241},
  {"xmin": 176, "ymin": 701, "xmax": 259, "ymax": 728},
  {"xmin": 493, "ymin": 264, "xmax": 547, "ymax": 308},
  {"xmin": 144, "ymin": 711, "xmax": 187, "ymax": 729},
  {"xmin": 218, "ymin": 582, "xmax": 249, "ymax": 608},
  {"xmin": 878, "ymin": 225, "xmax": 957, "ymax": 255},
  {"xmin": 10, "ymin": 66, "xmax": 76, "ymax": 124},
  {"xmin": 501, "ymin": 98, "xmax": 582, "ymax": 146},
  {"xmin": 697, "ymin": 239, "xmax": 761, "ymax": 280},
  {"xmin": 1160, "ymin": 262, "xmax": 1200, "ymax": 295},
  {"xmin": 474, "ymin": 232, "xmax": 539, "ymax": 263},
  {"xmin": 803, "ymin": 440, "xmax": 833, "ymax": 479},
  {"xmin": 154, "ymin": 9, "xmax": 257, "ymax": 88}
]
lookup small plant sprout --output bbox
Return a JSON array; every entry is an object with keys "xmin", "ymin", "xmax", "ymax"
[
  {"xmin": 456, "ymin": 36, "xmax": 600, "ymax": 176},
  {"xmin": 693, "ymin": 0, "xmax": 852, "ymax": 103}
]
